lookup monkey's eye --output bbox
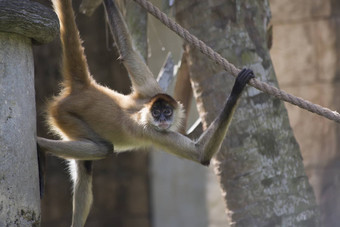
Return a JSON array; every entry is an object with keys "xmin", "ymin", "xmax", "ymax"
[
  {"xmin": 152, "ymin": 109, "xmax": 161, "ymax": 117},
  {"xmin": 163, "ymin": 108, "xmax": 173, "ymax": 117}
]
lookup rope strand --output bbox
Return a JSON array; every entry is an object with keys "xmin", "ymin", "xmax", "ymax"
[{"xmin": 133, "ymin": 0, "xmax": 340, "ymax": 123}]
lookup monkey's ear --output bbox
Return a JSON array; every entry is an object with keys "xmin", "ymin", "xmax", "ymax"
[{"xmin": 171, "ymin": 101, "xmax": 185, "ymax": 132}]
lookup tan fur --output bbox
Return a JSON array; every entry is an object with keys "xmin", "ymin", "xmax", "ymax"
[
  {"xmin": 49, "ymin": 1, "xmax": 181, "ymax": 151},
  {"xmin": 38, "ymin": 0, "xmax": 252, "ymax": 226},
  {"xmin": 142, "ymin": 94, "xmax": 185, "ymax": 131},
  {"xmin": 46, "ymin": 1, "xmax": 183, "ymax": 226}
]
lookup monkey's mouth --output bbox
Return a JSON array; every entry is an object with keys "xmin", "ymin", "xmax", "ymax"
[{"xmin": 157, "ymin": 122, "xmax": 171, "ymax": 130}]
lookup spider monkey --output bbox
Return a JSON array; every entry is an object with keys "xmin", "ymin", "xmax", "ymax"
[{"xmin": 37, "ymin": 0, "xmax": 254, "ymax": 226}]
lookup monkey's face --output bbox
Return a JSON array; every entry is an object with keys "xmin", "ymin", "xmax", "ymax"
[{"xmin": 150, "ymin": 100, "xmax": 174, "ymax": 131}]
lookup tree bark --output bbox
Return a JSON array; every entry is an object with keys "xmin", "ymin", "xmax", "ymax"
[
  {"xmin": 175, "ymin": 0, "xmax": 319, "ymax": 226},
  {"xmin": 0, "ymin": 0, "xmax": 58, "ymax": 44},
  {"xmin": 124, "ymin": 0, "xmax": 148, "ymax": 59}
]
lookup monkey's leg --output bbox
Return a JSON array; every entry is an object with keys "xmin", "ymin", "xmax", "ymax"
[
  {"xmin": 70, "ymin": 160, "xmax": 93, "ymax": 227},
  {"xmin": 37, "ymin": 137, "xmax": 113, "ymax": 160}
]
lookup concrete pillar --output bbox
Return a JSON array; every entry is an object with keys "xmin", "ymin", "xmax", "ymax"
[{"xmin": 0, "ymin": 1, "xmax": 58, "ymax": 225}]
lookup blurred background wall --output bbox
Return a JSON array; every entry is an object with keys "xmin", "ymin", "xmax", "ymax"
[{"xmin": 270, "ymin": 0, "xmax": 340, "ymax": 226}]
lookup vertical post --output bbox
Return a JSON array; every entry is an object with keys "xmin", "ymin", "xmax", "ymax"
[
  {"xmin": 0, "ymin": 1, "xmax": 58, "ymax": 226},
  {"xmin": 0, "ymin": 32, "xmax": 41, "ymax": 226}
]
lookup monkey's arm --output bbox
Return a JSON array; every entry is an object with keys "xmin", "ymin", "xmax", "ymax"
[
  {"xmin": 154, "ymin": 69, "xmax": 254, "ymax": 165},
  {"xmin": 103, "ymin": 0, "xmax": 162, "ymax": 97}
]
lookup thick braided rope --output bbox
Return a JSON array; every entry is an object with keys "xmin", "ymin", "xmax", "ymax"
[{"xmin": 133, "ymin": 0, "xmax": 340, "ymax": 123}]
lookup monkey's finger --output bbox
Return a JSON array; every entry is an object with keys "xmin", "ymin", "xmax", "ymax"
[
  {"xmin": 238, "ymin": 68, "xmax": 247, "ymax": 77},
  {"xmin": 244, "ymin": 69, "xmax": 255, "ymax": 81},
  {"xmin": 239, "ymin": 69, "xmax": 254, "ymax": 85}
]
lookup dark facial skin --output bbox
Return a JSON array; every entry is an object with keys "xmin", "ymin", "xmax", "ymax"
[{"xmin": 151, "ymin": 100, "xmax": 174, "ymax": 130}]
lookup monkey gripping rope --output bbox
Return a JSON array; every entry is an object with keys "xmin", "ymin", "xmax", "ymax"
[{"xmin": 133, "ymin": 0, "xmax": 340, "ymax": 124}]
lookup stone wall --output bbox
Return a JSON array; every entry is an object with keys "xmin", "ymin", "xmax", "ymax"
[{"xmin": 269, "ymin": 0, "xmax": 340, "ymax": 225}]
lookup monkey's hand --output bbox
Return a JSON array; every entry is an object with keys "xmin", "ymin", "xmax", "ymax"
[{"xmin": 230, "ymin": 68, "xmax": 255, "ymax": 96}]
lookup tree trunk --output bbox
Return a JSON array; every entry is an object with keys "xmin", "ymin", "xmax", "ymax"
[
  {"xmin": 175, "ymin": 0, "xmax": 319, "ymax": 226},
  {"xmin": 0, "ymin": 1, "xmax": 58, "ymax": 225},
  {"xmin": 124, "ymin": 0, "xmax": 148, "ymax": 60}
]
